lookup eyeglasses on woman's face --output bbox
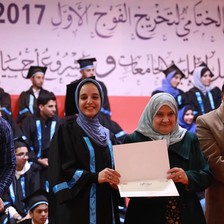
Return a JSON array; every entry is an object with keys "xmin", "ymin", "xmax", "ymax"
[{"xmin": 15, "ymin": 152, "xmax": 29, "ymax": 158}]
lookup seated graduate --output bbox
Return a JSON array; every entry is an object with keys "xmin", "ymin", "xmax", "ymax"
[
  {"xmin": 21, "ymin": 91, "xmax": 64, "ymax": 191},
  {"xmin": 19, "ymin": 188, "xmax": 48, "ymax": 224},
  {"xmin": 2, "ymin": 137, "xmax": 41, "ymax": 224}
]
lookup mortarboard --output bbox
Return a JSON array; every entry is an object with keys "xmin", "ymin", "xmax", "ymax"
[
  {"xmin": 65, "ymin": 76, "xmax": 96, "ymax": 116},
  {"xmin": 14, "ymin": 136, "xmax": 29, "ymax": 150},
  {"xmin": 26, "ymin": 66, "xmax": 47, "ymax": 79},
  {"xmin": 162, "ymin": 64, "xmax": 185, "ymax": 78},
  {"xmin": 77, "ymin": 58, "xmax": 96, "ymax": 70},
  {"xmin": 23, "ymin": 188, "xmax": 48, "ymax": 211}
]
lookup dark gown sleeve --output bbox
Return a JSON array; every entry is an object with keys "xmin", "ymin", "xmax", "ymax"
[
  {"xmin": 28, "ymin": 163, "xmax": 42, "ymax": 193},
  {"xmin": 212, "ymin": 86, "xmax": 221, "ymax": 109},
  {"xmin": 176, "ymin": 89, "xmax": 189, "ymax": 109},
  {"xmin": 98, "ymin": 81, "xmax": 111, "ymax": 114},
  {"xmin": 17, "ymin": 91, "xmax": 34, "ymax": 124},
  {"xmin": 20, "ymin": 116, "xmax": 38, "ymax": 161},
  {"xmin": 21, "ymin": 116, "xmax": 33, "ymax": 144}
]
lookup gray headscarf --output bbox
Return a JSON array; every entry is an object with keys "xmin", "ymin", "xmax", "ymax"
[
  {"xmin": 75, "ymin": 78, "xmax": 110, "ymax": 147},
  {"xmin": 193, "ymin": 66, "xmax": 213, "ymax": 95},
  {"xmin": 136, "ymin": 93, "xmax": 187, "ymax": 146}
]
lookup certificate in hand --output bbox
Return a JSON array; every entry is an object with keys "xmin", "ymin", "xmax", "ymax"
[{"xmin": 113, "ymin": 140, "xmax": 179, "ymax": 197}]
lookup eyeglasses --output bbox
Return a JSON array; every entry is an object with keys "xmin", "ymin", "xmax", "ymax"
[{"xmin": 15, "ymin": 152, "xmax": 29, "ymax": 158}]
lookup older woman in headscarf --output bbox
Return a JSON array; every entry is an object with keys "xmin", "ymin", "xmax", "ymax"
[
  {"xmin": 123, "ymin": 93, "xmax": 212, "ymax": 224},
  {"xmin": 187, "ymin": 62, "xmax": 221, "ymax": 119},
  {"xmin": 48, "ymin": 78, "xmax": 121, "ymax": 224}
]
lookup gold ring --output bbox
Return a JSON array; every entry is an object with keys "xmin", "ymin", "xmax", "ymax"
[
  {"xmin": 109, "ymin": 175, "xmax": 112, "ymax": 180},
  {"xmin": 178, "ymin": 175, "xmax": 181, "ymax": 179}
]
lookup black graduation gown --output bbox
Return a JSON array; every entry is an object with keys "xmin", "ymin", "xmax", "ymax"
[
  {"xmin": 21, "ymin": 114, "xmax": 64, "ymax": 189},
  {"xmin": 17, "ymin": 87, "xmax": 53, "ymax": 124},
  {"xmin": 21, "ymin": 114, "xmax": 64, "ymax": 161},
  {"xmin": 187, "ymin": 86, "xmax": 221, "ymax": 119},
  {"xmin": 2, "ymin": 163, "xmax": 41, "ymax": 218},
  {"xmin": 19, "ymin": 219, "xmax": 32, "ymax": 224},
  {"xmin": 48, "ymin": 119, "xmax": 120, "ymax": 224},
  {"xmin": 0, "ymin": 87, "xmax": 12, "ymax": 115}
]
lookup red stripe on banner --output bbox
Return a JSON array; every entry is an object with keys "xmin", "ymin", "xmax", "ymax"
[{"xmin": 11, "ymin": 95, "xmax": 150, "ymax": 134}]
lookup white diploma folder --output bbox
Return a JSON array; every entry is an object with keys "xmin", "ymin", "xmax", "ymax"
[{"xmin": 113, "ymin": 140, "xmax": 179, "ymax": 197}]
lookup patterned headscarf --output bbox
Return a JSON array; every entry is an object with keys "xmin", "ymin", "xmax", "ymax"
[
  {"xmin": 193, "ymin": 66, "xmax": 213, "ymax": 95},
  {"xmin": 136, "ymin": 93, "xmax": 187, "ymax": 146},
  {"xmin": 75, "ymin": 78, "xmax": 110, "ymax": 147}
]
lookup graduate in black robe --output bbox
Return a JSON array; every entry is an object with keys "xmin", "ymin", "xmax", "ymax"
[
  {"xmin": 152, "ymin": 64, "xmax": 189, "ymax": 109},
  {"xmin": 21, "ymin": 91, "xmax": 64, "ymax": 190},
  {"xmin": 2, "ymin": 137, "xmax": 41, "ymax": 223},
  {"xmin": 19, "ymin": 189, "xmax": 48, "ymax": 224},
  {"xmin": 17, "ymin": 66, "xmax": 58, "ymax": 124},
  {"xmin": 187, "ymin": 62, "xmax": 221, "ymax": 120},
  {"xmin": 65, "ymin": 58, "xmax": 126, "ymax": 143},
  {"xmin": 48, "ymin": 78, "xmax": 121, "ymax": 224}
]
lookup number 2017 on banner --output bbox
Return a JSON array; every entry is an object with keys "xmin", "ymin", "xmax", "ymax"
[{"xmin": 0, "ymin": 3, "xmax": 45, "ymax": 24}]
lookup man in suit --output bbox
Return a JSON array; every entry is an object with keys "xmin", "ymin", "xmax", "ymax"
[{"xmin": 196, "ymin": 83, "xmax": 224, "ymax": 224}]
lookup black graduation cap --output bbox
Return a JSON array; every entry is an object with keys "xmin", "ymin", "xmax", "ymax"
[
  {"xmin": 64, "ymin": 76, "xmax": 96, "ymax": 116},
  {"xmin": 162, "ymin": 64, "xmax": 185, "ymax": 78},
  {"xmin": 198, "ymin": 62, "xmax": 214, "ymax": 77},
  {"xmin": 77, "ymin": 58, "xmax": 96, "ymax": 70},
  {"xmin": 26, "ymin": 66, "xmax": 47, "ymax": 79},
  {"xmin": 23, "ymin": 188, "xmax": 48, "ymax": 211},
  {"xmin": 14, "ymin": 136, "xmax": 29, "ymax": 150}
]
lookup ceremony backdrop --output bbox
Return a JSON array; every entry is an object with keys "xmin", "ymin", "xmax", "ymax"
[{"xmin": 1, "ymin": 0, "xmax": 224, "ymax": 132}]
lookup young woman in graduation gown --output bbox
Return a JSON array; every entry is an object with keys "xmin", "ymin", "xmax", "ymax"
[
  {"xmin": 152, "ymin": 64, "xmax": 188, "ymax": 109},
  {"xmin": 48, "ymin": 78, "xmax": 121, "ymax": 224},
  {"xmin": 187, "ymin": 63, "xmax": 221, "ymax": 119}
]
